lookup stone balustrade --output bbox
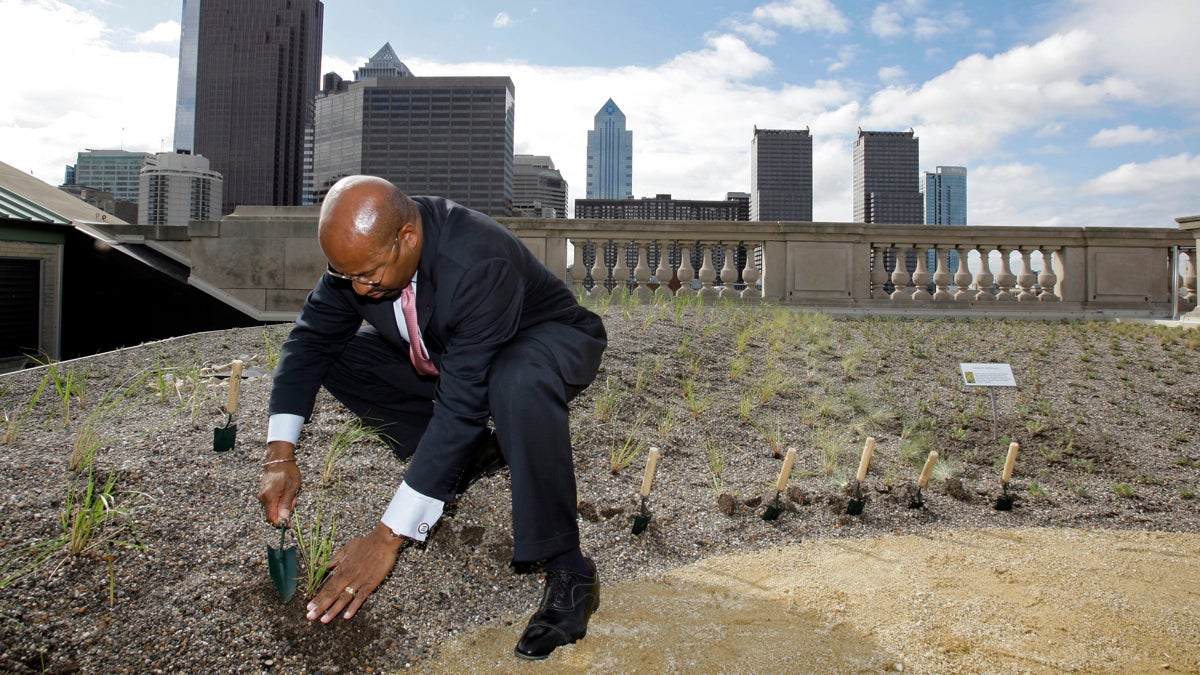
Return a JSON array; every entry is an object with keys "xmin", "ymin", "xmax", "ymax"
[
  {"xmin": 100, "ymin": 207, "xmax": 1197, "ymax": 322},
  {"xmin": 503, "ymin": 219, "xmax": 1197, "ymax": 320}
]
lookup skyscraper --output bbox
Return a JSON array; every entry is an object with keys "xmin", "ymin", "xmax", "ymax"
[
  {"xmin": 750, "ymin": 127, "xmax": 813, "ymax": 221},
  {"xmin": 513, "ymin": 155, "xmax": 568, "ymax": 218},
  {"xmin": 172, "ymin": 0, "xmax": 200, "ymax": 152},
  {"xmin": 70, "ymin": 149, "xmax": 152, "ymax": 203},
  {"xmin": 924, "ymin": 165, "xmax": 968, "ymax": 225},
  {"xmin": 139, "ymin": 151, "xmax": 223, "ymax": 226},
  {"xmin": 312, "ymin": 47, "xmax": 514, "ymax": 216},
  {"xmin": 187, "ymin": 0, "xmax": 324, "ymax": 215},
  {"xmin": 853, "ymin": 129, "xmax": 922, "ymax": 224},
  {"xmin": 586, "ymin": 99, "xmax": 633, "ymax": 200}
]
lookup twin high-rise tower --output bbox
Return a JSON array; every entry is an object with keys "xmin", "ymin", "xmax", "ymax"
[{"xmin": 174, "ymin": 0, "xmax": 324, "ymax": 215}]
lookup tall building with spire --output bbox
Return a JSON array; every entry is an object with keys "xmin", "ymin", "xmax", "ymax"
[
  {"xmin": 354, "ymin": 42, "xmax": 413, "ymax": 79},
  {"xmin": 184, "ymin": 0, "xmax": 324, "ymax": 215},
  {"xmin": 585, "ymin": 99, "xmax": 633, "ymax": 200},
  {"xmin": 750, "ymin": 127, "xmax": 812, "ymax": 221},
  {"xmin": 313, "ymin": 45, "xmax": 514, "ymax": 216},
  {"xmin": 852, "ymin": 129, "xmax": 922, "ymax": 224}
]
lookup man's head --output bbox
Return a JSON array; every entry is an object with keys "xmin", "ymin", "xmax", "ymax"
[{"xmin": 318, "ymin": 175, "xmax": 423, "ymax": 300}]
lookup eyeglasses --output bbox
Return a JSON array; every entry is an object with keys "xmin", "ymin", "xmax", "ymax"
[{"xmin": 325, "ymin": 234, "xmax": 398, "ymax": 287}]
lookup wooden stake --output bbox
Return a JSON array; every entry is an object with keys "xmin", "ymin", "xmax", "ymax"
[
  {"xmin": 776, "ymin": 447, "xmax": 797, "ymax": 492},
  {"xmin": 226, "ymin": 360, "xmax": 244, "ymax": 415},
  {"xmin": 918, "ymin": 451, "xmax": 939, "ymax": 489},
  {"xmin": 1001, "ymin": 441, "xmax": 1020, "ymax": 484},
  {"xmin": 640, "ymin": 447, "xmax": 660, "ymax": 498},
  {"xmin": 855, "ymin": 437, "xmax": 876, "ymax": 482}
]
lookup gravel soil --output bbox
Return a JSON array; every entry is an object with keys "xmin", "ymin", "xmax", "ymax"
[{"xmin": 1, "ymin": 298, "xmax": 1198, "ymax": 673}]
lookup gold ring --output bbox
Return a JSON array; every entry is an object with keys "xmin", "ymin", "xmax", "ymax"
[{"xmin": 345, "ymin": 586, "xmax": 356, "ymax": 597}]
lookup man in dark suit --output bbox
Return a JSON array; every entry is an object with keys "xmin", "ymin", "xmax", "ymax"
[{"xmin": 257, "ymin": 175, "xmax": 607, "ymax": 660}]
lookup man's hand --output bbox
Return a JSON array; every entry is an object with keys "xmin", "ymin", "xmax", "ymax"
[
  {"xmin": 258, "ymin": 440, "xmax": 300, "ymax": 526},
  {"xmin": 307, "ymin": 523, "xmax": 406, "ymax": 623}
]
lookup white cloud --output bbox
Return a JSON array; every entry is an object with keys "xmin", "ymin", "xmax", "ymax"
[
  {"xmin": 134, "ymin": 19, "xmax": 179, "ymax": 46},
  {"xmin": 863, "ymin": 30, "xmax": 1143, "ymax": 164},
  {"xmin": 1087, "ymin": 124, "xmax": 1164, "ymax": 148},
  {"xmin": 827, "ymin": 45, "xmax": 859, "ymax": 73},
  {"xmin": 728, "ymin": 19, "xmax": 778, "ymax": 46},
  {"xmin": 913, "ymin": 12, "xmax": 968, "ymax": 40},
  {"xmin": 0, "ymin": 0, "xmax": 177, "ymax": 183},
  {"xmin": 751, "ymin": 0, "xmax": 850, "ymax": 34},
  {"xmin": 1060, "ymin": 0, "xmax": 1200, "ymax": 105},
  {"xmin": 492, "ymin": 12, "xmax": 513, "ymax": 29},
  {"xmin": 878, "ymin": 65, "xmax": 907, "ymax": 84},
  {"xmin": 869, "ymin": 4, "xmax": 905, "ymax": 38},
  {"xmin": 1084, "ymin": 153, "xmax": 1200, "ymax": 196}
]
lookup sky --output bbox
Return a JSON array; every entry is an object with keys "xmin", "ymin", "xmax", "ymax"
[{"xmin": 1, "ymin": 0, "xmax": 1198, "ymax": 227}]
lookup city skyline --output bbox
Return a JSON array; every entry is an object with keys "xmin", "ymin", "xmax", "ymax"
[{"xmin": 0, "ymin": 0, "xmax": 1196, "ymax": 227}]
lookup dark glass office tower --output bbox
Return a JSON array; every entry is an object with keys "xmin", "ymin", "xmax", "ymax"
[
  {"xmin": 750, "ymin": 127, "xmax": 813, "ymax": 221},
  {"xmin": 313, "ymin": 54, "xmax": 514, "ymax": 217},
  {"xmin": 189, "ymin": 0, "xmax": 323, "ymax": 215},
  {"xmin": 852, "ymin": 128, "xmax": 923, "ymax": 224}
]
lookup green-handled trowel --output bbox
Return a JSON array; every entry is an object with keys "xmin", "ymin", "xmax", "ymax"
[{"xmin": 267, "ymin": 522, "xmax": 298, "ymax": 603}]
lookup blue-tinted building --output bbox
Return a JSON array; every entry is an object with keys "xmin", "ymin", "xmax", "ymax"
[
  {"xmin": 924, "ymin": 165, "xmax": 967, "ymax": 225},
  {"xmin": 172, "ymin": 0, "xmax": 200, "ymax": 152},
  {"xmin": 924, "ymin": 166, "xmax": 968, "ymax": 276},
  {"xmin": 586, "ymin": 99, "xmax": 633, "ymax": 200}
]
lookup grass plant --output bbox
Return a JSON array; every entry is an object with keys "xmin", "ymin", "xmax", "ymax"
[
  {"xmin": 294, "ymin": 505, "xmax": 338, "ymax": 600},
  {"xmin": 1, "ymin": 467, "xmax": 146, "ymax": 588},
  {"xmin": 609, "ymin": 413, "xmax": 649, "ymax": 474},
  {"xmin": 322, "ymin": 419, "xmax": 387, "ymax": 486},
  {"xmin": 2, "ymin": 368, "xmax": 51, "ymax": 444}
]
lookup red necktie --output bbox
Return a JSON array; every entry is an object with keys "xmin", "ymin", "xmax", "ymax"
[{"xmin": 401, "ymin": 285, "xmax": 439, "ymax": 376}]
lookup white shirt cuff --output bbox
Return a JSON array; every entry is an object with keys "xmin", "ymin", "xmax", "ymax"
[
  {"xmin": 380, "ymin": 481, "xmax": 445, "ymax": 542},
  {"xmin": 267, "ymin": 413, "xmax": 306, "ymax": 445}
]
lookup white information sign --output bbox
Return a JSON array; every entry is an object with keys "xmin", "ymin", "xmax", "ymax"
[{"xmin": 960, "ymin": 363, "xmax": 1017, "ymax": 387}]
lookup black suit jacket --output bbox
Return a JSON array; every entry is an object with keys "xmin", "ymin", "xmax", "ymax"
[{"xmin": 270, "ymin": 196, "xmax": 607, "ymax": 501}]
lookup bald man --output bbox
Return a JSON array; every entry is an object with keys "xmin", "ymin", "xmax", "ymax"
[{"xmin": 257, "ymin": 176, "xmax": 607, "ymax": 660}]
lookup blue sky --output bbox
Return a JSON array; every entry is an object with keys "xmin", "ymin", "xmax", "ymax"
[{"xmin": 1, "ymin": 0, "xmax": 1197, "ymax": 227}]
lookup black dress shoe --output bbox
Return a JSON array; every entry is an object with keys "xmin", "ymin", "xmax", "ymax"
[
  {"xmin": 514, "ymin": 559, "xmax": 599, "ymax": 660},
  {"xmin": 454, "ymin": 430, "xmax": 507, "ymax": 496}
]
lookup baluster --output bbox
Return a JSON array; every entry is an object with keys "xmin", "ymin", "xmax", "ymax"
[
  {"xmin": 974, "ymin": 246, "xmax": 996, "ymax": 301},
  {"xmin": 1038, "ymin": 247, "xmax": 1060, "ymax": 302},
  {"xmin": 612, "ymin": 240, "xmax": 631, "ymax": 296},
  {"xmin": 1016, "ymin": 248, "xmax": 1037, "ymax": 301},
  {"xmin": 890, "ymin": 246, "xmax": 913, "ymax": 301},
  {"xmin": 953, "ymin": 247, "xmax": 974, "ymax": 302},
  {"xmin": 995, "ymin": 247, "xmax": 1016, "ymax": 301},
  {"xmin": 870, "ymin": 244, "xmax": 889, "ymax": 299},
  {"xmin": 654, "ymin": 240, "xmax": 674, "ymax": 298},
  {"xmin": 633, "ymin": 241, "xmax": 651, "ymax": 300},
  {"xmin": 676, "ymin": 244, "xmax": 696, "ymax": 296},
  {"xmin": 741, "ymin": 243, "xmax": 760, "ymax": 300},
  {"xmin": 718, "ymin": 243, "xmax": 738, "ymax": 299},
  {"xmin": 698, "ymin": 243, "xmax": 718, "ymax": 300},
  {"xmin": 911, "ymin": 246, "xmax": 932, "ymax": 301},
  {"xmin": 590, "ymin": 239, "xmax": 610, "ymax": 297},
  {"xmin": 1183, "ymin": 251, "xmax": 1197, "ymax": 310},
  {"xmin": 568, "ymin": 239, "xmax": 587, "ymax": 294},
  {"xmin": 932, "ymin": 247, "xmax": 954, "ymax": 301}
]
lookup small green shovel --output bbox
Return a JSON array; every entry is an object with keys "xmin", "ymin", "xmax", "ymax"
[
  {"xmin": 267, "ymin": 522, "xmax": 298, "ymax": 603},
  {"xmin": 762, "ymin": 447, "xmax": 797, "ymax": 521},
  {"xmin": 213, "ymin": 360, "xmax": 243, "ymax": 452},
  {"xmin": 632, "ymin": 447, "xmax": 660, "ymax": 535}
]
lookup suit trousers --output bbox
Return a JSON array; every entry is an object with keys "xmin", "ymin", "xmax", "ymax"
[{"xmin": 321, "ymin": 325, "xmax": 585, "ymax": 563}]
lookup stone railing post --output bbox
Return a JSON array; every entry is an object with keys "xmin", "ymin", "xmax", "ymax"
[
  {"xmin": 719, "ymin": 243, "xmax": 739, "ymax": 299},
  {"xmin": 590, "ymin": 240, "xmax": 610, "ymax": 297},
  {"xmin": 1038, "ymin": 247, "xmax": 1060, "ymax": 302},
  {"xmin": 568, "ymin": 239, "xmax": 587, "ymax": 293},
  {"xmin": 741, "ymin": 243, "xmax": 761, "ymax": 300},
  {"xmin": 612, "ymin": 241, "xmax": 630, "ymax": 295},
  {"xmin": 677, "ymin": 244, "xmax": 696, "ymax": 297},
  {"xmin": 954, "ymin": 246, "xmax": 974, "ymax": 301},
  {"xmin": 698, "ymin": 244, "xmax": 718, "ymax": 300},
  {"xmin": 890, "ymin": 246, "xmax": 912, "ymax": 301},
  {"xmin": 995, "ymin": 247, "xmax": 1016, "ymax": 301},
  {"xmin": 1016, "ymin": 248, "xmax": 1038, "ymax": 301},
  {"xmin": 932, "ymin": 248, "xmax": 954, "ymax": 301},
  {"xmin": 911, "ymin": 246, "xmax": 931, "ymax": 301},
  {"xmin": 974, "ymin": 246, "xmax": 996, "ymax": 302},
  {"xmin": 654, "ymin": 241, "xmax": 675, "ymax": 299}
]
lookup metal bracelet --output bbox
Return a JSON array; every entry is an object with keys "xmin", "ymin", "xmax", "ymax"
[{"xmin": 261, "ymin": 457, "xmax": 297, "ymax": 467}]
